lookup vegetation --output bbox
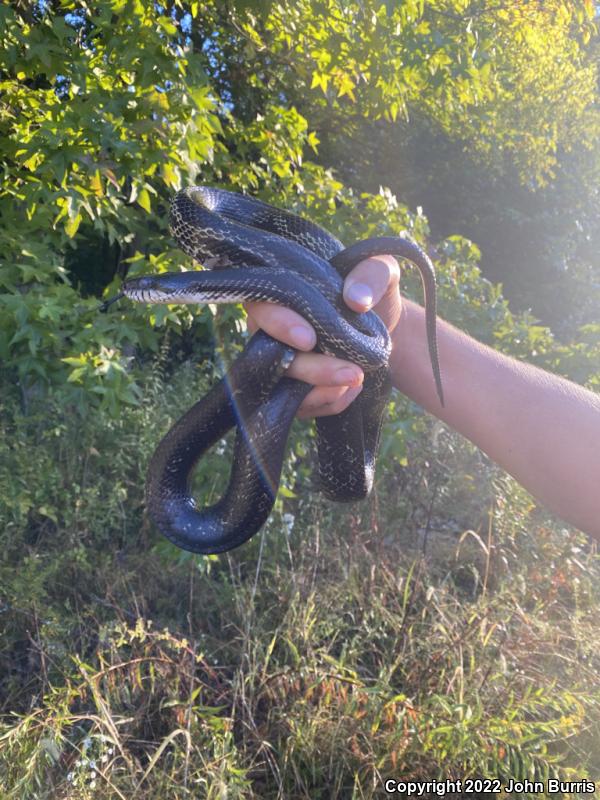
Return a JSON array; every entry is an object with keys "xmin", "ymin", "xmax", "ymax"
[{"xmin": 1, "ymin": 0, "xmax": 599, "ymax": 797}]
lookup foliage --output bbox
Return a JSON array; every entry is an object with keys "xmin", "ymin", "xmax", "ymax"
[
  {"xmin": 0, "ymin": 0, "xmax": 220, "ymax": 410},
  {"xmin": 1, "ymin": 340, "xmax": 600, "ymax": 796},
  {"xmin": 1, "ymin": 384, "xmax": 600, "ymax": 796},
  {"xmin": 243, "ymin": 0, "xmax": 597, "ymax": 182}
]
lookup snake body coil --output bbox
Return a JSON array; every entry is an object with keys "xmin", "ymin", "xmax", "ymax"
[{"xmin": 122, "ymin": 187, "xmax": 443, "ymax": 554}]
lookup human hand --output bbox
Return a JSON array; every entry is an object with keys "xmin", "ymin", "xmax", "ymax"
[{"xmin": 244, "ymin": 255, "xmax": 401, "ymax": 418}]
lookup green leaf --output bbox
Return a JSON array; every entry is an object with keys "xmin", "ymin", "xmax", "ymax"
[
  {"xmin": 157, "ymin": 18, "xmax": 177, "ymax": 36},
  {"xmin": 64, "ymin": 213, "xmax": 82, "ymax": 238},
  {"xmin": 138, "ymin": 188, "xmax": 152, "ymax": 213}
]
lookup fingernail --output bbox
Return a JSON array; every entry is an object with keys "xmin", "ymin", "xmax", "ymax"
[
  {"xmin": 346, "ymin": 282, "xmax": 373, "ymax": 308},
  {"xmin": 334, "ymin": 367, "xmax": 363, "ymax": 386},
  {"xmin": 290, "ymin": 325, "xmax": 315, "ymax": 350}
]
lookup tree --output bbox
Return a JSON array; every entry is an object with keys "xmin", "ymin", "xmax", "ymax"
[
  {"xmin": 0, "ymin": 1, "xmax": 220, "ymax": 410},
  {"xmin": 1, "ymin": 0, "xmax": 598, "ymax": 416}
]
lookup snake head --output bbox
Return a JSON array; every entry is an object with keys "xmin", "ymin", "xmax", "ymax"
[{"xmin": 122, "ymin": 275, "xmax": 171, "ymax": 303}]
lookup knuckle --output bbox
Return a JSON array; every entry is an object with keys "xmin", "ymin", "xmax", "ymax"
[{"xmin": 377, "ymin": 255, "xmax": 399, "ymax": 286}]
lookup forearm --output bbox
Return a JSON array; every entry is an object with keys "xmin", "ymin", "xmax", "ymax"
[{"xmin": 392, "ymin": 300, "xmax": 600, "ymax": 540}]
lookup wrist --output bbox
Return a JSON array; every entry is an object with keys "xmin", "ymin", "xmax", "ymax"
[{"xmin": 389, "ymin": 300, "xmax": 427, "ymax": 396}]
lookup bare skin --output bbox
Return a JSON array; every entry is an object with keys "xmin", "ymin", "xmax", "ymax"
[{"xmin": 246, "ymin": 255, "xmax": 600, "ymax": 541}]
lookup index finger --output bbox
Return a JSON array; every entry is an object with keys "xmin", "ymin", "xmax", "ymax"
[{"xmin": 244, "ymin": 300, "xmax": 317, "ymax": 352}]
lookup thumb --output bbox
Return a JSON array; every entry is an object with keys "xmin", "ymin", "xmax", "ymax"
[{"xmin": 343, "ymin": 255, "xmax": 400, "ymax": 312}]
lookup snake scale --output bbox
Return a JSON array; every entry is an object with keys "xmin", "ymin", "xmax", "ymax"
[{"xmin": 116, "ymin": 187, "xmax": 444, "ymax": 554}]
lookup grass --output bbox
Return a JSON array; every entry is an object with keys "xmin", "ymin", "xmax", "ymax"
[{"xmin": 1, "ymin": 362, "xmax": 599, "ymax": 798}]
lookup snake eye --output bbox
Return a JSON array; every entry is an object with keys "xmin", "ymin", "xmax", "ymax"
[{"xmin": 125, "ymin": 276, "xmax": 162, "ymax": 292}]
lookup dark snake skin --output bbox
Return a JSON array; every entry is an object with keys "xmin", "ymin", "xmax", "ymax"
[{"xmin": 121, "ymin": 187, "xmax": 443, "ymax": 554}]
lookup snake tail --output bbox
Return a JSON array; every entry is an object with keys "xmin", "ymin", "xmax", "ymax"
[{"xmin": 331, "ymin": 237, "xmax": 444, "ymax": 407}]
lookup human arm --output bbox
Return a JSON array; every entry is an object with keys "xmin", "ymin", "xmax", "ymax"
[
  {"xmin": 392, "ymin": 298, "xmax": 600, "ymax": 540},
  {"xmin": 245, "ymin": 257, "xmax": 600, "ymax": 540}
]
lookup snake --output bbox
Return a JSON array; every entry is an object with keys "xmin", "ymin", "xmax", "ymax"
[{"xmin": 112, "ymin": 187, "xmax": 444, "ymax": 554}]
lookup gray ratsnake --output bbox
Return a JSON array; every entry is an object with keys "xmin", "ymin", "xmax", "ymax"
[{"xmin": 104, "ymin": 187, "xmax": 444, "ymax": 554}]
